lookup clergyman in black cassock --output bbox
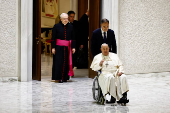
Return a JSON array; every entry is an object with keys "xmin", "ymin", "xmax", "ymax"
[
  {"xmin": 51, "ymin": 13, "xmax": 75, "ymax": 83},
  {"xmin": 91, "ymin": 18, "xmax": 117, "ymax": 57}
]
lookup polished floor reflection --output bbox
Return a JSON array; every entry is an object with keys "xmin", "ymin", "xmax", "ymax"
[{"xmin": 0, "ymin": 54, "xmax": 170, "ymax": 113}]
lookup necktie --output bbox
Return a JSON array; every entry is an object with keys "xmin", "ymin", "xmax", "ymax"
[{"xmin": 104, "ymin": 32, "xmax": 106, "ymax": 43}]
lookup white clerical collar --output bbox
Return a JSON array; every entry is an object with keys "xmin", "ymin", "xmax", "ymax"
[
  {"xmin": 102, "ymin": 54, "xmax": 109, "ymax": 59},
  {"xmin": 68, "ymin": 21, "xmax": 73, "ymax": 24}
]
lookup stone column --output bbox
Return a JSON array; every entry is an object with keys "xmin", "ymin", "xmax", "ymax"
[
  {"xmin": 101, "ymin": 0, "xmax": 119, "ymax": 54},
  {"xmin": 20, "ymin": 0, "xmax": 33, "ymax": 81}
]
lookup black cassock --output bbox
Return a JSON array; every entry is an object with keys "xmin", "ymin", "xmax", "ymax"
[
  {"xmin": 51, "ymin": 22, "xmax": 75, "ymax": 80},
  {"xmin": 70, "ymin": 14, "xmax": 89, "ymax": 68}
]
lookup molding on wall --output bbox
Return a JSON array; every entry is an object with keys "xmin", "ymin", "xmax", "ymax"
[
  {"xmin": 0, "ymin": 77, "xmax": 18, "ymax": 82},
  {"xmin": 16, "ymin": 0, "xmax": 21, "ymax": 81}
]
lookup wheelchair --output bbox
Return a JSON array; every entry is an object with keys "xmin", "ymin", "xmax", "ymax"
[
  {"xmin": 92, "ymin": 70, "xmax": 129, "ymax": 106},
  {"xmin": 92, "ymin": 71, "xmax": 105, "ymax": 105}
]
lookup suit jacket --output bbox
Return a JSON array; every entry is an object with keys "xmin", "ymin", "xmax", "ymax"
[
  {"xmin": 69, "ymin": 14, "xmax": 89, "ymax": 48},
  {"xmin": 91, "ymin": 28, "xmax": 117, "ymax": 57}
]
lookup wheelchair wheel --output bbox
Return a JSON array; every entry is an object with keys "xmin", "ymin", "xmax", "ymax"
[
  {"xmin": 99, "ymin": 96, "xmax": 105, "ymax": 105},
  {"xmin": 92, "ymin": 76, "xmax": 101, "ymax": 101}
]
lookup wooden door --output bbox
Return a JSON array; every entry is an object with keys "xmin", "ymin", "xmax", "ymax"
[
  {"xmin": 88, "ymin": 0, "xmax": 101, "ymax": 78},
  {"xmin": 32, "ymin": 0, "xmax": 41, "ymax": 81},
  {"xmin": 78, "ymin": 0, "xmax": 88, "ymax": 20}
]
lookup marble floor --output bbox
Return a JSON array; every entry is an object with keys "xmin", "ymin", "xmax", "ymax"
[{"xmin": 0, "ymin": 54, "xmax": 170, "ymax": 113}]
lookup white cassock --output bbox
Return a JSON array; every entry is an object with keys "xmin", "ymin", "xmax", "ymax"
[{"xmin": 90, "ymin": 52, "xmax": 129, "ymax": 100}]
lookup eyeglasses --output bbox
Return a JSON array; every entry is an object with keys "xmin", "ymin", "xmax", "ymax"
[{"xmin": 62, "ymin": 18, "xmax": 68, "ymax": 20}]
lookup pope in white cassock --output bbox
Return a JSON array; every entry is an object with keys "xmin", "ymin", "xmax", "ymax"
[{"xmin": 90, "ymin": 43, "xmax": 129, "ymax": 103}]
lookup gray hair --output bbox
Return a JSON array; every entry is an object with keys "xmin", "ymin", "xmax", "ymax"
[
  {"xmin": 60, "ymin": 13, "xmax": 68, "ymax": 18},
  {"xmin": 101, "ymin": 43, "xmax": 109, "ymax": 48}
]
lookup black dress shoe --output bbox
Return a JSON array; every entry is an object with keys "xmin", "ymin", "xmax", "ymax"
[
  {"xmin": 106, "ymin": 96, "xmax": 116, "ymax": 103},
  {"xmin": 117, "ymin": 92, "xmax": 129, "ymax": 103},
  {"xmin": 59, "ymin": 80, "xmax": 63, "ymax": 83}
]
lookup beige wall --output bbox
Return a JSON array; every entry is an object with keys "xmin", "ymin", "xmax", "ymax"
[
  {"xmin": 102, "ymin": 0, "xmax": 170, "ymax": 74},
  {"xmin": 0, "ymin": 0, "xmax": 33, "ymax": 81},
  {"xmin": 0, "ymin": 0, "xmax": 17, "ymax": 77},
  {"xmin": 58, "ymin": 0, "xmax": 71, "ymax": 15},
  {"xmin": 119, "ymin": 0, "xmax": 170, "ymax": 74}
]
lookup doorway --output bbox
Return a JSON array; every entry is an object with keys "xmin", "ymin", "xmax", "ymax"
[{"xmin": 32, "ymin": 0, "xmax": 101, "ymax": 81}]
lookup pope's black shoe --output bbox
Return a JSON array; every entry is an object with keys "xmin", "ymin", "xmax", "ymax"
[
  {"xmin": 59, "ymin": 80, "xmax": 63, "ymax": 83},
  {"xmin": 106, "ymin": 96, "xmax": 116, "ymax": 103},
  {"xmin": 117, "ymin": 92, "xmax": 129, "ymax": 103}
]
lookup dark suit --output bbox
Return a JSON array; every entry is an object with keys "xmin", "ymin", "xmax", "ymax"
[
  {"xmin": 70, "ymin": 14, "xmax": 89, "ymax": 68},
  {"xmin": 91, "ymin": 28, "xmax": 117, "ymax": 57}
]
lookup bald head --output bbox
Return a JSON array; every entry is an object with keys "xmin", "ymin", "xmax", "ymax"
[
  {"xmin": 101, "ymin": 43, "xmax": 109, "ymax": 56},
  {"xmin": 101, "ymin": 43, "xmax": 109, "ymax": 48}
]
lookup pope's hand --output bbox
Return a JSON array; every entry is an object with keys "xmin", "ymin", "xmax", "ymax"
[
  {"xmin": 100, "ymin": 59, "xmax": 105, "ymax": 66},
  {"xmin": 52, "ymin": 48, "xmax": 55, "ymax": 55},
  {"xmin": 72, "ymin": 48, "xmax": 75, "ymax": 54}
]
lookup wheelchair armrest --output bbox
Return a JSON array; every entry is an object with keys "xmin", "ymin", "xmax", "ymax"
[{"xmin": 97, "ymin": 70, "xmax": 101, "ymax": 76}]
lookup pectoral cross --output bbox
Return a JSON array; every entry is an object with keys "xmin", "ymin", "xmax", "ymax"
[{"xmin": 105, "ymin": 61, "xmax": 109, "ymax": 68}]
